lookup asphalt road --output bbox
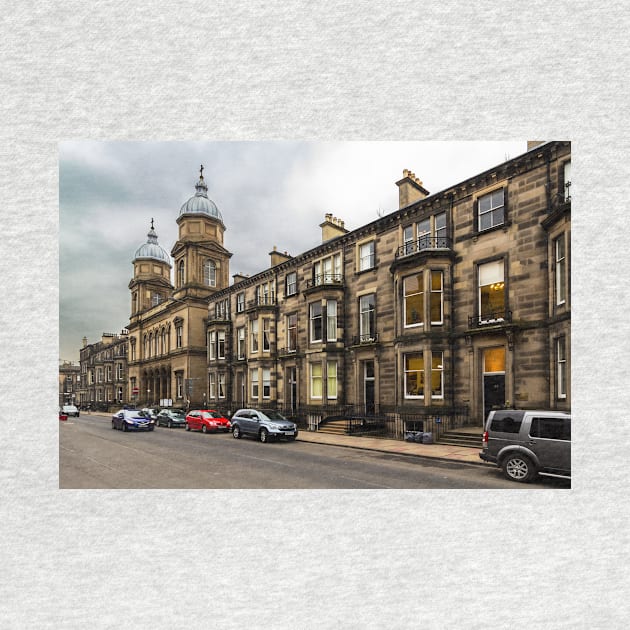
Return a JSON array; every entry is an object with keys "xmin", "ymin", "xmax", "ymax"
[{"xmin": 59, "ymin": 414, "xmax": 565, "ymax": 489}]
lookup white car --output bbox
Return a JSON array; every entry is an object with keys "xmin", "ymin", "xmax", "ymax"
[{"xmin": 62, "ymin": 405, "xmax": 80, "ymax": 417}]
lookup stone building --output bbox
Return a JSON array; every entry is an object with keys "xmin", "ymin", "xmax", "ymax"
[
  {"xmin": 59, "ymin": 361, "xmax": 80, "ymax": 408},
  {"xmin": 125, "ymin": 169, "xmax": 230, "ymax": 409},
  {"xmin": 78, "ymin": 332, "xmax": 129, "ymax": 409},
  {"xmin": 205, "ymin": 141, "xmax": 571, "ymax": 429}
]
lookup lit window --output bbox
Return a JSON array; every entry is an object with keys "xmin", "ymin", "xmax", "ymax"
[
  {"xmin": 478, "ymin": 189, "xmax": 505, "ymax": 231},
  {"xmin": 430, "ymin": 271, "xmax": 443, "ymax": 325},
  {"xmin": 310, "ymin": 363, "xmax": 322, "ymax": 399},
  {"xmin": 327, "ymin": 361, "xmax": 337, "ymax": 399},
  {"xmin": 404, "ymin": 353, "xmax": 424, "ymax": 399},
  {"xmin": 479, "ymin": 260, "xmax": 505, "ymax": 322},
  {"xmin": 404, "ymin": 274, "xmax": 424, "ymax": 327},
  {"xmin": 431, "ymin": 351, "xmax": 444, "ymax": 399}
]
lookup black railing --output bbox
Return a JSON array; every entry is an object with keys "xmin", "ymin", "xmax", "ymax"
[
  {"xmin": 305, "ymin": 274, "xmax": 344, "ymax": 289},
  {"xmin": 396, "ymin": 236, "xmax": 451, "ymax": 258},
  {"xmin": 247, "ymin": 296, "xmax": 276, "ymax": 308},
  {"xmin": 352, "ymin": 333, "xmax": 379, "ymax": 345},
  {"xmin": 277, "ymin": 346, "xmax": 299, "ymax": 356},
  {"xmin": 468, "ymin": 310, "xmax": 512, "ymax": 327}
]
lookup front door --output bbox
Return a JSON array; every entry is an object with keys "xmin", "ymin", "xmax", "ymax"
[
  {"xmin": 483, "ymin": 347, "xmax": 506, "ymax": 421},
  {"xmin": 364, "ymin": 361, "xmax": 375, "ymax": 414}
]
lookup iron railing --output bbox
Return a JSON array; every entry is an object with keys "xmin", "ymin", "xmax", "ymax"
[
  {"xmin": 395, "ymin": 236, "xmax": 451, "ymax": 258},
  {"xmin": 468, "ymin": 310, "xmax": 512, "ymax": 328},
  {"xmin": 305, "ymin": 274, "xmax": 344, "ymax": 289},
  {"xmin": 352, "ymin": 333, "xmax": 379, "ymax": 345}
]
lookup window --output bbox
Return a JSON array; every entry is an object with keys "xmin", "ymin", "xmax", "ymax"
[
  {"xmin": 176, "ymin": 325, "xmax": 183, "ymax": 349},
  {"xmin": 204, "ymin": 260, "xmax": 216, "ymax": 287},
  {"xmin": 250, "ymin": 320, "xmax": 258, "ymax": 353},
  {"xmin": 479, "ymin": 260, "xmax": 505, "ymax": 321},
  {"xmin": 154, "ymin": 333, "xmax": 158, "ymax": 356},
  {"xmin": 286, "ymin": 272, "xmax": 297, "ymax": 297},
  {"xmin": 490, "ymin": 415, "xmax": 522, "ymax": 433},
  {"xmin": 417, "ymin": 218, "xmax": 430, "ymax": 249},
  {"xmin": 209, "ymin": 373, "xmax": 216, "ymax": 398},
  {"xmin": 178, "ymin": 260, "xmax": 185, "ymax": 287},
  {"xmin": 218, "ymin": 373, "xmax": 226, "ymax": 399},
  {"xmin": 478, "ymin": 189, "xmax": 505, "ymax": 231},
  {"xmin": 555, "ymin": 235, "xmax": 566, "ymax": 305},
  {"xmin": 287, "ymin": 313, "xmax": 297, "ymax": 352},
  {"xmin": 106, "ymin": 366, "xmax": 112, "ymax": 382},
  {"xmin": 404, "ymin": 353, "xmax": 424, "ymax": 398},
  {"xmin": 256, "ymin": 281, "xmax": 275, "ymax": 305},
  {"xmin": 236, "ymin": 292, "xmax": 245, "ymax": 313},
  {"xmin": 209, "ymin": 331, "xmax": 216, "ymax": 360},
  {"xmin": 404, "ymin": 274, "xmax": 424, "ymax": 327},
  {"xmin": 217, "ymin": 330, "xmax": 226, "ymax": 359},
  {"xmin": 430, "ymin": 271, "xmax": 443, "ymax": 325},
  {"xmin": 152, "ymin": 293, "xmax": 161, "ymax": 306},
  {"xmin": 326, "ymin": 300, "xmax": 337, "ymax": 341},
  {"xmin": 176, "ymin": 374, "xmax": 183, "ymax": 399},
  {"xmin": 403, "ymin": 225, "xmax": 414, "ymax": 255},
  {"xmin": 557, "ymin": 337, "xmax": 567, "ymax": 399},
  {"xmin": 314, "ymin": 253, "xmax": 342, "ymax": 285},
  {"xmin": 310, "ymin": 302, "xmax": 323, "ymax": 342},
  {"xmin": 435, "ymin": 212, "xmax": 447, "ymax": 247},
  {"xmin": 250, "ymin": 369, "xmax": 259, "ymax": 399},
  {"xmin": 97, "ymin": 368, "xmax": 103, "ymax": 383},
  {"xmin": 117, "ymin": 386, "xmax": 123, "ymax": 402},
  {"xmin": 530, "ymin": 417, "xmax": 570, "ymax": 440},
  {"xmin": 431, "ymin": 351, "xmax": 444, "ymax": 399},
  {"xmin": 359, "ymin": 241, "xmax": 375, "ymax": 271},
  {"xmin": 215, "ymin": 299, "xmax": 228, "ymax": 319},
  {"xmin": 563, "ymin": 161, "xmax": 571, "ymax": 201},
  {"xmin": 237, "ymin": 327, "xmax": 245, "ymax": 359},
  {"xmin": 359, "ymin": 294, "xmax": 375, "ymax": 341},
  {"xmin": 402, "ymin": 212, "xmax": 448, "ymax": 254},
  {"xmin": 262, "ymin": 318, "xmax": 271, "ymax": 352},
  {"xmin": 262, "ymin": 368, "xmax": 271, "ymax": 398},
  {"xmin": 310, "ymin": 363, "xmax": 322, "ymax": 399},
  {"xmin": 116, "ymin": 363, "xmax": 123, "ymax": 379},
  {"xmin": 327, "ymin": 361, "xmax": 337, "ymax": 399},
  {"xmin": 130, "ymin": 340, "xmax": 136, "ymax": 361}
]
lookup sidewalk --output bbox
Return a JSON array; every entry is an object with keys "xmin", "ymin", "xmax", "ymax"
[{"xmin": 296, "ymin": 430, "xmax": 486, "ymax": 466}]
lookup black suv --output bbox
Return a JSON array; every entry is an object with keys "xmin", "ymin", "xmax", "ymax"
[{"xmin": 480, "ymin": 410, "xmax": 571, "ymax": 483}]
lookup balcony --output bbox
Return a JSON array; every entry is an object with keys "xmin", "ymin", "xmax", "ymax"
[
  {"xmin": 395, "ymin": 236, "xmax": 452, "ymax": 258},
  {"xmin": 352, "ymin": 333, "xmax": 379, "ymax": 346},
  {"xmin": 277, "ymin": 346, "xmax": 299, "ymax": 357},
  {"xmin": 246, "ymin": 296, "xmax": 277, "ymax": 313},
  {"xmin": 304, "ymin": 274, "xmax": 344, "ymax": 296},
  {"xmin": 468, "ymin": 310, "xmax": 512, "ymax": 328}
]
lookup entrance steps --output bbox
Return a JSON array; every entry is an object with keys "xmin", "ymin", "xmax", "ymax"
[
  {"xmin": 437, "ymin": 428, "xmax": 482, "ymax": 448},
  {"xmin": 317, "ymin": 419, "xmax": 348, "ymax": 435}
]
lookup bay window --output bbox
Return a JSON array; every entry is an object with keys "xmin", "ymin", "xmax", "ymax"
[
  {"xmin": 404, "ymin": 274, "xmax": 424, "ymax": 327},
  {"xmin": 404, "ymin": 354, "xmax": 424, "ymax": 399},
  {"xmin": 478, "ymin": 260, "xmax": 505, "ymax": 322}
]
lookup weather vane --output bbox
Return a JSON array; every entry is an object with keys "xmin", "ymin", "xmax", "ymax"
[
  {"xmin": 200, "ymin": 164, "xmax": 204, "ymax": 179},
  {"xmin": 150, "ymin": 217, "xmax": 154, "ymax": 229}
]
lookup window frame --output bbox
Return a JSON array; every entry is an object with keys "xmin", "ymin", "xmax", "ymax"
[
  {"xmin": 404, "ymin": 353, "xmax": 425, "ymax": 399},
  {"xmin": 477, "ymin": 187, "xmax": 506, "ymax": 232},
  {"xmin": 310, "ymin": 302, "xmax": 323, "ymax": 343},
  {"xmin": 478, "ymin": 259, "xmax": 506, "ymax": 323},
  {"xmin": 310, "ymin": 363, "xmax": 323, "ymax": 399},
  {"xmin": 556, "ymin": 336, "xmax": 567, "ymax": 400},
  {"xmin": 359, "ymin": 293, "xmax": 376, "ymax": 340},
  {"xmin": 358, "ymin": 240, "xmax": 375, "ymax": 272},
  {"xmin": 204, "ymin": 259, "xmax": 217, "ymax": 287},
  {"xmin": 285, "ymin": 271, "xmax": 297, "ymax": 297},
  {"xmin": 403, "ymin": 274, "xmax": 424, "ymax": 328},
  {"xmin": 555, "ymin": 234, "xmax": 567, "ymax": 306},
  {"xmin": 326, "ymin": 300, "xmax": 337, "ymax": 342},
  {"xmin": 327, "ymin": 360, "xmax": 338, "ymax": 400},
  {"xmin": 250, "ymin": 319, "xmax": 259, "ymax": 353}
]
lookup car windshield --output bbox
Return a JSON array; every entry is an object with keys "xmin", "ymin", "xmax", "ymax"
[
  {"xmin": 263, "ymin": 410, "xmax": 287, "ymax": 420},
  {"xmin": 204, "ymin": 411, "xmax": 224, "ymax": 419}
]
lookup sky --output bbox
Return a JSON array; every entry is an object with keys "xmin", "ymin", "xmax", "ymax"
[{"xmin": 59, "ymin": 141, "xmax": 527, "ymax": 362}]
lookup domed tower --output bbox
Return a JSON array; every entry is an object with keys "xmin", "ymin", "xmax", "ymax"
[
  {"xmin": 128, "ymin": 219, "xmax": 173, "ymax": 318},
  {"xmin": 171, "ymin": 165, "xmax": 232, "ymax": 300}
]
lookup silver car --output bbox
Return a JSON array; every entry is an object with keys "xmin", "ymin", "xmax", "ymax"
[
  {"xmin": 231, "ymin": 409, "xmax": 298, "ymax": 443},
  {"xmin": 480, "ymin": 410, "xmax": 571, "ymax": 482}
]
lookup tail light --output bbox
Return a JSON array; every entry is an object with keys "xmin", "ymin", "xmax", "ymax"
[{"xmin": 482, "ymin": 431, "xmax": 488, "ymax": 447}]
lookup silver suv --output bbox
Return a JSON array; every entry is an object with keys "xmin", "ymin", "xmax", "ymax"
[
  {"xmin": 231, "ymin": 409, "xmax": 298, "ymax": 443},
  {"xmin": 480, "ymin": 410, "xmax": 571, "ymax": 483}
]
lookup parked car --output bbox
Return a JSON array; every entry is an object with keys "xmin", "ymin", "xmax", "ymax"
[
  {"xmin": 62, "ymin": 404, "xmax": 80, "ymax": 417},
  {"xmin": 480, "ymin": 409, "xmax": 571, "ymax": 482},
  {"xmin": 185, "ymin": 410, "xmax": 231, "ymax": 433},
  {"xmin": 231, "ymin": 409, "xmax": 298, "ymax": 443},
  {"xmin": 59, "ymin": 408, "xmax": 68, "ymax": 421},
  {"xmin": 156, "ymin": 409, "xmax": 186, "ymax": 428},
  {"xmin": 141, "ymin": 407, "xmax": 159, "ymax": 421},
  {"xmin": 111, "ymin": 409, "xmax": 155, "ymax": 432}
]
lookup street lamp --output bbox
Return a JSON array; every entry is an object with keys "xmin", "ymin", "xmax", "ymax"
[{"xmin": 147, "ymin": 389, "xmax": 151, "ymax": 406}]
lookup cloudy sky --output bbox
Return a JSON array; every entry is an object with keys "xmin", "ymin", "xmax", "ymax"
[{"xmin": 59, "ymin": 141, "xmax": 527, "ymax": 362}]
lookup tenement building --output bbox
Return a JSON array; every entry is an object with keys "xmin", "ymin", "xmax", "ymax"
[
  {"xmin": 125, "ymin": 170, "xmax": 231, "ymax": 409},
  {"xmin": 78, "ymin": 331, "xmax": 129, "ymax": 409},
  {"xmin": 205, "ymin": 141, "xmax": 571, "ymax": 429},
  {"xmin": 59, "ymin": 361, "xmax": 80, "ymax": 408}
]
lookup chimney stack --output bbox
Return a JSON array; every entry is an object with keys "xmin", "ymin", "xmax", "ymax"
[
  {"xmin": 320, "ymin": 213, "xmax": 348, "ymax": 243},
  {"xmin": 396, "ymin": 169, "xmax": 430, "ymax": 209}
]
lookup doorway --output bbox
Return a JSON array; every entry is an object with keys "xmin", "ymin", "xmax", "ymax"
[{"xmin": 482, "ymin": 347, "xmax": 506, "ymax": 421}]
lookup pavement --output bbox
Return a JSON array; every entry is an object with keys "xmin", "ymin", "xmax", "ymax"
[{"xmin": 296, "ymin": 430, "xmax": 486, "ymax": 466}]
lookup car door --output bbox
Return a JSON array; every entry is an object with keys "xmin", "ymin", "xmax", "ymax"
[
  {"xmin": 241, "ymin": 411, "xmax": 257, "ymax": 436},
  {"xmin": 189, "ymin": 411, "xmax": 200, "ymax": 430},
  {"xmin": 527, "ymin": 416, "xmax": 571, "ymax": 473}
]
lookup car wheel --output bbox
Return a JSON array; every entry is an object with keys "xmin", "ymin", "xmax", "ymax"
[
  {"xmin": 148, "ymin": 426, "xmax": 154, "ymax": 431},
  {"xmin": 122, "ymin": 422, "xmax": 128, "ymax": 432},
  {"xmin": 185, "ymin": 423, "xmax": 190, "ymax": 431},
  {"xmin": 259, "ymin": 428, "xmax": 269, "ymax": 443},
  {"xmin": 167, "ymin": 420, "xmax": 172, "ymax": 428},
  {"xmin": 112, "ymin": 420, "xmax": 116, "ymax": 430},
  {"xmin": 233, "ymin": 426, "xmax": 241, "ymax": 439},
  {"xmin": 503, "ymin": 453, "xmax": 536, "ymax": 482},
  {"xmin": 202, "ymin": 425, "xmax": 208, "ymax": 434}
]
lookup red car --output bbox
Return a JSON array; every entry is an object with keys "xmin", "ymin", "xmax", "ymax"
[
  {"xmin": 59, "ymin": 408, "xmax": 68, "ymax": 421},
  {"xmin": 185, "ymin": 410, "xmax": 231, "ymax": 433}
]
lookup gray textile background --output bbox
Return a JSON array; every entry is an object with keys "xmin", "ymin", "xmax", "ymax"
[{"xmin": 1, "ymin": 1, "xmax": 628, "ymax": 628}]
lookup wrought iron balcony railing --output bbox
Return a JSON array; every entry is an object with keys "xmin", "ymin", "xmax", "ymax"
[
  {"xmin": 352, "ymin": 333, "xmax": 379, "ymax": 345},
  {"xmin": 247, "ymin": 296, "xmax": 277, "ymax": 308},
  {"xmin": 305, "ymin": 274, "xmax": 344, "ymax": 289},
  {"xmin": 395, "ymin": 236, "xmax": 452, "ymax": 258},
  {"xmin": 468, "ymin": 310, "xmax": 512, "ymax": 328},
  {"xmin": 277, "ymin": 346, "xmax": 299, "ymax": 356}
]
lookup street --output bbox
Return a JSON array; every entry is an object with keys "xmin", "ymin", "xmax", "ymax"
[{"xmin": 59, "ymin": 414, "xmax": 567, "ymax": 489}]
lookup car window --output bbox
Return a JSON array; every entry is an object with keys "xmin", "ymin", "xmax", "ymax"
[
  {"xmin": 489, "ymin": 416, "xmax": 522, "ymax": 433},
  {"xmin": 530, "ymin": 417, "xmax": 570, "ymax": 440}
]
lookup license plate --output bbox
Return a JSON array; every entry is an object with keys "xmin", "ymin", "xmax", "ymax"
[{"xmin": 285, "ymin": 431, "xmax": 294, "ymax": 436}]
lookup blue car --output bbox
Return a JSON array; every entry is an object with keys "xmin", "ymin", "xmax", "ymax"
[{"xmin": 111, "ymin": 409, "xmax": 155, "ymax": 432}]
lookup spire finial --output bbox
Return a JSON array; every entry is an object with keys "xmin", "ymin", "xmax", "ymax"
[
  {"xmin": 150, "ymin": 217, "xmax": 154, "ymax": 230},
  {"xmin": 199, "ymin": 164, "xmax": 204, "ymax": 179}
]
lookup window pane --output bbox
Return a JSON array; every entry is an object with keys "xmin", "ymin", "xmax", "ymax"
[
  {"xmin": 405, "ymin": 293, "xmax": 423, "ymax": 326},
  {"xmin": 327, "ymin": 361, "xmax": 337, "ymax": 398}
]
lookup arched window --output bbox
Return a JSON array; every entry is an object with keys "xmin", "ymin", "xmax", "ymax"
[
  {"xmin": 178, "ymin": 260, "xmax": 185, "ymax": 287},
  {"xmin": 204, "ymin": 259, "xmax": 216, "ymax": 287}
]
